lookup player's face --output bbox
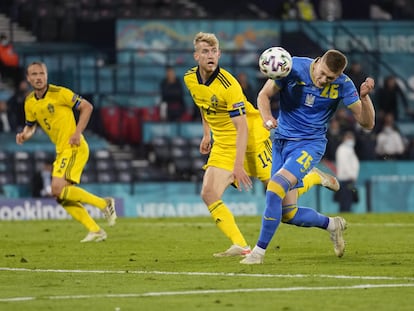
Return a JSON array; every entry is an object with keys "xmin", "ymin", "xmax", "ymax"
[
  {"xmin": 26, "ymin": 64, "xmax": 48, "ymax": 91},
  {"xmin": 312, "ymin": 59, "xmax": 341, "ymax": 88},
  {"xmin": 194, "ymin": 42, "xmax": 220, "ymax": 73}
]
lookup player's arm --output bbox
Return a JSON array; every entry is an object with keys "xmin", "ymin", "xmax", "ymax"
[
  {"xmin": 199, "ymin": 109, "xmax": 211, "ymax": 154},
  {"xmin": 231, "ymin": 114, "xmax": 252, "ymax": 191},
  {"xmin": 257, "ymin": 79, "xmax": 279, "ymax": 129},
  {"xmin": 348, "ymin": 77, "xmax": 375, "ymax": 130},
  {"xmin": 16, "ymin": 124, "xmax": 37, "ymax": 145},
  {"xmin": 70, "ymin": 98, "xmax": 93, "ymax": 146}
]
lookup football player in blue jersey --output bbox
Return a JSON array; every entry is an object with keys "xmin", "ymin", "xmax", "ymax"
[{"xmin": 241, "ymin": 49, "xmax": 375, "ymax": 264}]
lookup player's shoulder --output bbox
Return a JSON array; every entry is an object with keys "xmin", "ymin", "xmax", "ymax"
[
  {"xmin": 48, "ymin": 83, "xmax": 73, "ymax": 93},
  {"xmin": 333, "ymin": 73, "xmax": 358, "ymax": 93},
  {"xmin": 184, "ymin": 66, "xmax": 197, "ymax": 80},
  {"xmin": 280, "ymin": 56, "xmax": 312, "ymax": 83},
  {"xmin": 340, "ymin": 73, "xmax": 355, "ymax": 84},
  {"xmin": 292, "ymin": 56, "xmax": 313, "ymax": 70},
  {"xmin": 216, "ymin": 67, "xmax": 238, "ymax": 88},
  {"xmin": 183, "ymin": 66, "xmax": 197, "ymax": 85},
  {"xmin": 184, "ymin": 66, "xmax": 197, "ymax": 76},
  {"xmin": 25, "ymin": 90, "xmax": 35, "ymax": 102},
  {"xmin": 217, "ymin": 67, "xmax": 236, "ymax": 81}
]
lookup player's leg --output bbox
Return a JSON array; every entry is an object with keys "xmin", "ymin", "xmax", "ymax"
[
  {"xmin": 282, "ymin": 198, "xmax": 347, "ymax": 257},
  {"xmin": 264, "ymin": 170, "xmax": 340, "ymax": 209},
  {"xmin": 59, "ymin": 199, "xmax": 107, "ymax": 242},
  {"xmin": 241, "ymin": 139, "xmax": 291, "ymax": 264},
  {"xmin": 58, "ymin": 182, "xmax": 116, "ymax": 225},
  {"xmin": 254, "ymin": 138, "xmax": 339, "ymax": 197},
  {"xmin": 282, "ymin": 139, "xmax": 346, "ymax": 257},
  {"xmin": 241, "ymin": 171, "xmax": 291, "ymax": 264},
  {"xmin": 298, "ymin": 167, "xmax": 339, "ymax": 196},
  {"xmin": 52, "ymin": 144, "xmax": 116, "ymax": 226},
  {"xmin": 258, "ymin": 173, "xmax": 291, "ymax": 247},
  {"xmin": 201, "ymin": 166, "xmax": 250, "ymax": 256},
  {"xmin": 282, "ymin": 188, "xmax": 330, "ymax": 228}
]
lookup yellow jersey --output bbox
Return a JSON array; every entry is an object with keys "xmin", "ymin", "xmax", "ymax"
[
  {"xmin": 24, "ymin": 84, "xmax": 87, "ymax": 153},
  {"xmin": 184, "ymin": 66, "xmax": 269, "ymax": 152}
]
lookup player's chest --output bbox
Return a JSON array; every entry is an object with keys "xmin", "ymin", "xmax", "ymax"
[
  {"xmin": 191, "ymin": 84, "xmax": 227, "ymax": 110},
  {"xmin": 289, "ymin": 83, "xmax": 341, "ymax": 108},
  {"xmin": 30, "ymin": 99, "xmax": 62, "ymax": 119},
  {"xmin": 294, "ymin": 82, "xmax": 341, "ymax": 99}
]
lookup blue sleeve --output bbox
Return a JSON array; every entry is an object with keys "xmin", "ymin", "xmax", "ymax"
[{"xmin": 342, "ymin": 78, "xmax": 360, "ymax": 107}]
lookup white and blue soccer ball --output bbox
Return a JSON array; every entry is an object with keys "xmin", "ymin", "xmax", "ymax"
[{"xmin": 259, "ymin": 47, "xmax": 292, "ymax": 80}]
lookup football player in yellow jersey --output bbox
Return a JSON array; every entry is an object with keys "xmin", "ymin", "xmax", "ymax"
[
  {"xmin": 184, "ymin": 32, "xmax": 339, "ymax": 257},
  {"xmin": 16, "ymin": 61, "xmax": 117, "ymax": 242}
]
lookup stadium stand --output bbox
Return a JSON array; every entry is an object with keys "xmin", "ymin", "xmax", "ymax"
[{"xmin": 0, "ymin": 0, "xmax": 413, "ymax": 190}]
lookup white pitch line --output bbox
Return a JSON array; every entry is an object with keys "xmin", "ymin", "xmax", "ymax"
[
  {"xmin": 134, "ymin": 222, "xmax": 414, "ymax": 227},
  {"xmin": 1, "ymin": 283, "xmax": 414, "ymax": 302},
  {"xmin": 1, "ymin": 267, "xmax": 414, "ymax": 281}
]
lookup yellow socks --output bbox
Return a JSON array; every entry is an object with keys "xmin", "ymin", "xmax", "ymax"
[
  {"xmin": 297, "ymin": 171, "xmax": 321, "ymax": 197},
  {"xmin": 208, "ymin": 200, "xmax": 248, "ymax": 247},
  {"xmin": 60, "ymin": 186, "xmax": 107, "ymax": 210},
  {"xmin": 61, "ymin": 200, "xmax": 100, "ymax": 232}
]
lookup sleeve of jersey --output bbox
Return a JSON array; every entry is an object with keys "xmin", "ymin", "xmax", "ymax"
[
  {"xmin": 342, "ymin": 80, "xmax": 360, "ymax": 107},
  {"xmin": 274, "ymin": 79, "xmax": 285, "ymax": 90},
  {"xmin": 227, "ymin": 84, "xmax": 246, "ymax": 118},
  {"xmin": 24, "ymin": 100, "xmax": 36, "ymax": 126},
  {"xmin": 62, "ymin": 87, "xmax": 82, "ymax": 108},
  {"xmin": 229, "ymin": 102, "xmax": 246, "ymax": 118}
]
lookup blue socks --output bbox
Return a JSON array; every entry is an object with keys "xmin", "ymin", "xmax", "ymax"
[
  {"xmin": 257, "ymin": 174, "xmax": 291, "ymax": 249},
  {"xmin": 284, "ymin": 206, "xmax": 329, "ymax": 229}
]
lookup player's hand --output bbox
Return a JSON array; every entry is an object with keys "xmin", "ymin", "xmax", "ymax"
[
  {"xmin": 233, "ymin": 166, "xmax": 253, "ymax": 192},
  {"xmin": 360, "ymin": 77, "xmax": 375, "ymax": 97},
  {"xmin": 199, "ymin": 136, "xmax": 211, "ymax": 154},
  {"xmin": 16, "ymin": 132, "xmax": 25, "ymax": 145},
  {"xmin": 263, "ymin": 117, "xmax": 278, "ymax": 130},
  {"xmin": 69, "ymin": 133, "xmax": 81, "ymax": 146}
]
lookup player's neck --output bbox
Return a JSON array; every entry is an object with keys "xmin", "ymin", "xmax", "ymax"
[
  {"xmin": 34, "ymin": 85, "xmax": 48, "ymax": 100},
  {"xmin": 198, "ymin": 69, "xmax": 213, "ymax": 84}
]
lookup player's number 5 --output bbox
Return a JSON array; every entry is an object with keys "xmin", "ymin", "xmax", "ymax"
[{"xmin": 43, "ymin": 118, "xmax": 51, "ymax": 130}]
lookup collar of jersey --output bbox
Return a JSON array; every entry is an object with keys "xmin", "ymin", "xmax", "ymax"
[
  {"xmin": 196, "ymin": 66, "xmax": 220, "ymax": 86},
  {"xmin": 35, "ymin": 84, "xmax": 49, "ymax": 100}
]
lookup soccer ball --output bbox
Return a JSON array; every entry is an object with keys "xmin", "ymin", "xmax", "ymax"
[{"xmin": 259, "ymin": 47, "xmax": 292, "ymax": 80}]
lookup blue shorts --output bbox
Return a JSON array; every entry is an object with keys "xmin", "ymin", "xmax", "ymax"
[{"xmin": 271, "ymin": 138, "xmax": 327, "ymax": 188}]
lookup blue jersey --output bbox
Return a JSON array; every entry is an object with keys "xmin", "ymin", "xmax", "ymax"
[{"xmin": 274, "ymin": 56, "xmax": 359, "ymax": 140}]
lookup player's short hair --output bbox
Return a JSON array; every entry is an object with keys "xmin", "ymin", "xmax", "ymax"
[
  {"xmin": 26, "ymin": 61, "xmax": 47, "ymax": 74},
  {"xmin": 193, "ymin": 32, "xmax": 219, "ymax": 50},
  {"xmin": 321, "ymin": 50, "xmax": 348, "ymax": 74}
]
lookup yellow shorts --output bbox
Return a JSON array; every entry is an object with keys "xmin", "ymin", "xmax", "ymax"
[
  {"xmin": 52, "ymin": 140, "xmax": 89, "ymax": 184},
  {"xmin": 204, "ymin": 138, "xmax": 272, "ymax": 183}
]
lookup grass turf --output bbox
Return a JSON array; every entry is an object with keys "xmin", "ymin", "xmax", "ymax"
[{"xmin": 1, "ymin": 213, "xmax": 413, "ymax": 310}]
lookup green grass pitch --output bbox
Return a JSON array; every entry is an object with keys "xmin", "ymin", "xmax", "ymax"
[{"xmin": 1, "ymin": 213, "xmax": 413, "ymax": 311}]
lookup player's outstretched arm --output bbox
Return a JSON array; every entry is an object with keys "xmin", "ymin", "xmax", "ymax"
[{"xmin": 16, "ymin": 124, "xmax": 36, "ymax": 145}]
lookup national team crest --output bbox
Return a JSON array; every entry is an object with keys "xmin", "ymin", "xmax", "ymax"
[
  {"xmin": 304, "ymin": 94, "xmax": 315, "ymax": 107},
  {"xmin": 47, "ymin": 103, "xmax": 54, "ymax": 113},
  {"xmin": 210, "ymin": 95, "xmax": 218, "ymax": 108}
]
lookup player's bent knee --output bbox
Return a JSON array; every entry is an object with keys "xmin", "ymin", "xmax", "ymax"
[
  {"xmin": 51, "ymin": 178, "xmax": 71, "ymax": 198},
  {"xmin": 200, "ymin": 188, "xmax": 219, "ymax": 205},
  {"xmin": 51, "ymin": 187, "xmax": 62, "ymax": 198}
]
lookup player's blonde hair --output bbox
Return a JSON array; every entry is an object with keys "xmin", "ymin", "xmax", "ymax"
[
  {"xmin": 321, "ymin": 49, "xmax": 348, "ymax": 74},
  {"xmin": 26, "ymin": 61, "xmax": 48, "ymax": 74},
  {"xmin": 193, "ymin": 32, "xmax": 219, "ymax": 50}
]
